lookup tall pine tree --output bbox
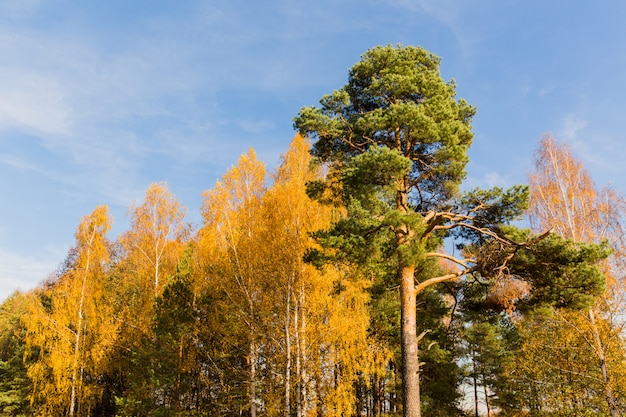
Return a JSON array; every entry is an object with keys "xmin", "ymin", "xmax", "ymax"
[{"xmin": 295, "ymin": 44, "xmax": 608, "ymax": 417}]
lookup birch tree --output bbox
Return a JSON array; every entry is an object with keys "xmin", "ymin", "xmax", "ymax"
[
  {"xmin": 262, "ymin": 134, "xmax": 331, "ymax": 416},
  {"xmin": 525, "ymin": 134, "xmax": 626, "ymax": 416},
  {"xmin": 264, "ymin": 134, "xmax": 385, "ymax": 416},
  {"xmin": 24, "ymin": 206, "xmax": 116, "ymax": 417},
  {"xmin": 199, "ymin": 149, "xmax": 268, "ymax": 417},
  {"xmin": 121, "ymin": 182, "xmax": 189, "ymax": 298}
]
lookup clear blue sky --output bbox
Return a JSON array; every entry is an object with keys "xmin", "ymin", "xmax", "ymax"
[{"xmin": 1, "ymin": 0, "xmax": 625, "ymax": 301}]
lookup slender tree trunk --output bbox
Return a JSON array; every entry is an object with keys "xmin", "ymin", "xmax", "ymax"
[
  {"xmin": 315, "ymin": 357, "xmax": 323, "ymax": 417},
  {"xmin": 284, "ymin": 277, "xmax": 292, "ymax": 417},
  {"xmin": 295, "ymin": 279, "xmax": 309, "ymax": 417},
  {"xmin": 372, "ymin": 374, "xmax": 380, "ymax": 417},
  {"xmin": 299, "ymin": 283, "xmax": 309, "ymax": 414},
  {"xmin": 70, "ymin": 237, "xmax": 93, "ymax": 417},
  {"xmin": 154, "ymin": 255, "xmax": 160, "ymax": 297},
  {"xmin": 69, "ymin": 306, "xmax": 83, "ymax": 417},
  {"xmin": 392, "ymin": 362, "xmax": 399, "ymax": 414},
  {"xmin": 482, "ymin": 377, "xmax": 491, "ymax": 417},
  {"xmin": 250, "ymin": 337, "xmax": 258, "ymax": 417},
  {"xmin": 588, "ymin": 309, "xmax": 619, "ymax": 417},
  {"xmin": 400, "ymin": 265, "xmax": 420, "ymax": 417},
  {"xmin": 295, "ymin": 293, "xmax": 302, "ymax": 417},
  {"xmin": 175, "ymin": 334, "xmax": 185, "ymax": 413},
  {"xmin": 472, "ymin": 351, "xmax": 478, "ymax": 417},
  {"xmin": 479, "ymin": 345, "xmax": 491, "ymax": 417}
]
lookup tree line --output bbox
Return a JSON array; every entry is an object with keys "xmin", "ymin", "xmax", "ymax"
[{"xmin": 1, "ymin": 44, "xmax": 625, "ymax": 417}]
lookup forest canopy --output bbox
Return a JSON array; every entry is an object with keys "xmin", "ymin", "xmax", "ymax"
[{"xmin": 1, "ymin": 45, "xmax": 624, "ymax": 417}]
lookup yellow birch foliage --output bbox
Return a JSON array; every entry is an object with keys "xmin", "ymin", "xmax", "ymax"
[
  {"xmin": 510, "ymin": 310, "xmax": 610, "ymax": 413},
  {"xmin": 121, "ymin": 182, "xmax": 189, "ymax": 298},
  {"xmin": 262, "ymin": 135, "xmax": 389, "ymax": 416},
  {"xmin": 23, "ymin": 205, "xmax": 117, "ymax": 417},
  {"xmin": 259, "ymin": 135, "xmax": 324, "ymax": 415},
  {"xmin": 198, "ymin": 148, "xmax": 268, "ymax": 417},
  {"xmin": 116, "ymin": 182, "xmax": 189, "ymax": 347},
  {"xmin": 197, "ymin": 137, "xmax": 386, "ymax": 416},
  {"xmin": 515, "ymin": 135, "xmax": 626, "ymax": 414},
  {"xmin": 311, "ymin": 273, "xmax": 389, "ymax": 417},
  {"xmin": 198, "ymin": 148, "xmax": 266, "ymax": 308}
]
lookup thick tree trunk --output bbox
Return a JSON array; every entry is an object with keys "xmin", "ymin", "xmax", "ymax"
[{"xmin": 400, "ymin": 265, "xmax": 420, "ymax": 417}]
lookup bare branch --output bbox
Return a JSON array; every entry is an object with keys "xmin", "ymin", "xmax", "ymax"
[
  {"xmin": 424, "ymin": 251, "xmax": 475, "ymax": 268},
  {"xmin": 414, "ymin": 266, "xmax": 478, "ymax": 296}
]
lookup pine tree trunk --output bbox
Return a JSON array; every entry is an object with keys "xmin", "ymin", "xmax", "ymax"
[
  {"xmin": 400, "ymin": 265, "xmax": 420, "ymax": 417},
  {"xmin": 483, "ymin": 379, "xmax": 491, "ymax": 417},
  {"xmin": 372, "ymin": 374, "xmax": 380, "ymax": 417},
  {"xmin": 175, "ymin": 334, "xmax": 185, "ymax": 412},
  {"xmin": 472, "ymin": 352, "xmax": 478, "ymax": 417},
  {"xmin": 479, "ymin": 346, "xmax": 491, "ymax": 417}
]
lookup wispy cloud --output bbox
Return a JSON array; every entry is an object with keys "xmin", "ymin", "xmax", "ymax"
[
  {"xmin": 0, "ymin": 153, "xmax": 42, "ymax": 172},
  {"xmin": 238, "ymin": 119, "xmax": 274, "ymax": 134},
  {"xmin": 464, "ymin": 171, "xmax": 511, "ymax": 190},
  {"xmin": 0, "ymin": 0, "xmax": 43, "ymax": 19},
  {"xmin": 0, "ymin": 69, "xmax": 70, "ymax": 136},
  {"xmin": 559, "ymin": 113, "xmax": 588, "ymax": 143},
  {"xmin": 0, "ymin": 246, "xmax": 63, "ymax": 302},
  {"xmin": 386, "ymin": 0, "xmax": 480, "ymax": 57},
  {"xmin": 0, "ymin": 28, "xmax": 73, "ymax": 137},
  {"xmin": 556, "ymin": 114, "xmax": 626, "ymax": 184},
  {"xmin": 0, "ymin": 20, "xmax": 211, "ymax": 204},
  {"xmin": 412, "ymin": 0, "xmax": 460, "ymax": 24}
]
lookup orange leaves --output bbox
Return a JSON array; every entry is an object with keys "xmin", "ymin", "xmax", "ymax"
[
  {"xmin": 194, "ymin": 136, "xmax": 378, "ymax": 415},
  {"xmin": 484, "ymin": 276, "xmax": 530, "ymax": 314},
  {"xmin": 75, "ymin": 205, "xmax": 111, "ymax": 271},
  {"xmin": 23, "ymin": 206, "xmax": 116, "ymax": 416},
  {"xmin": 201, "ymin": 149, "xmax": 266, "ymax": 245},
  {"xmin": 18, "ymin": 136, "xmax": 382, "ymax": 415},
  {"xmin": 528, "ymin": 134, "xmax": 626, "ymax": 309},
  {"xmin": 121, "ymin": 182, "xmax": 189, "ymax": 296},
  {"xmin": 522, "ymin": 134, "xmax": 626, "ymax": 415},
  {"xmin": 529, "ymin": 134, "xmax": 625, "ymax": 291},
  {"xmin": 529, "ymin": 134, "xmax": 619, "ymax": 243}
]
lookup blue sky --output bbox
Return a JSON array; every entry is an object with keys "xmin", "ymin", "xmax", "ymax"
[{"xmin": 1, "ymin": 0, "xmax": 625, "ymax": 301}]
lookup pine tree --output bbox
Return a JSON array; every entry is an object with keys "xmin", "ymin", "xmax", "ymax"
[{"xmin": 295, "ymin": 44, "xmax": 608, "ymax": 417}]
